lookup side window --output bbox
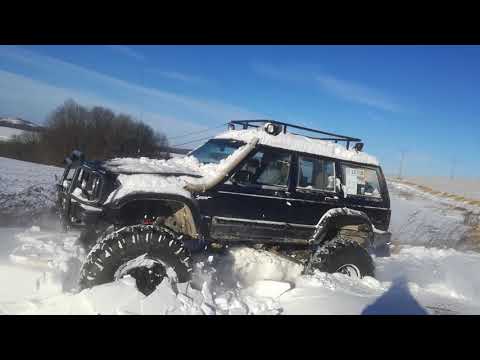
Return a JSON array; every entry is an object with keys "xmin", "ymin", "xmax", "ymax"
[
  {"xmin": 342, "ymin": 165, "xmax": 381, "ymax": 198},
  {"xmin": 232, "ymin": 149, "xmax": 291, "ymax": 187},
  {"xmin": 297, "ymin": 156, "xmax": 335, "ymax": 192}
]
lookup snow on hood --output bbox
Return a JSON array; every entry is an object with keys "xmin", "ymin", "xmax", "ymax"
[
  {"xmin": 104, "ymin": 156, "xmax": 204, "ymax": 176},
  {"xmin": 214, "ymin": 128, "xmax": 379, "ymax": 166},
  {"xmin": 103, "ymin": 143, "xmax": 253, "ymax": 204}
]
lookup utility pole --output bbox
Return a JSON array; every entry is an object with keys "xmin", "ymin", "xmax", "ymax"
[
  {"xmin": 450, "ymin": 155, "xmax": 457, "ymax": 181},
  {"xmin": 399, "ymin": 150, "xmax": 405, "ymax": 180}
]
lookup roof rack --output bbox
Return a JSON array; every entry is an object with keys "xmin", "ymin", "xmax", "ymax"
[{"xmin": 228, "ymin": 119, "xmax": 362, "ymax": 150}]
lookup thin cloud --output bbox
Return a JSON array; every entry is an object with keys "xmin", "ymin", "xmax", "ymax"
[
  {"xmin": 147, "ymin": 69, "xmax": 208, "ymax": 85},
  {"xmin": 0, "ymin": 69, "xmax": 217, "ymax": 140},
  {"xmin": 0, "ymin": 46, "xmax": 263, "ymax": 132},
  {"xmin": 252, "ymin": 61, "xmax": 400, "ymax": 113},
  {"xmin": 250, "ymin": 61, "xmax": 309, "ymax": 83},
  {"xmin": 106, "ymin": 45, "xmax": 146, "ymax": 61},
  {"xmin": 316, "ymin": 74, "xmax": 399, "ymax": 112}
]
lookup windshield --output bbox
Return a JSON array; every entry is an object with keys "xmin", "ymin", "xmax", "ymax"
[{"xmin": 189, "ymin": 139, "xmax": 245, "ymax": 164}]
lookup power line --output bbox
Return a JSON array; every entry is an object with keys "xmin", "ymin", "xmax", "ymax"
[
  {"xmin": 168, "ymin": 123, "xmax": 228, "ymax": 141},
  {"xmin": 172, "ymin": 135, "xmax": 216, "ymax": 148}
]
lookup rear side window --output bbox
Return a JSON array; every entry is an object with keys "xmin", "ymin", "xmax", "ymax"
[
  {"xmin": 342, "ymin": 165, "xmax": 381, "ymax": 198},
  {"xmin": 297, "ymin": 156, "xmax": 335, "ymax": 191}
]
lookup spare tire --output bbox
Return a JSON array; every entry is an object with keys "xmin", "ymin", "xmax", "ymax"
[{"xmin": 79, "ymin": 225, "xmax": 193, "ymax": 296}]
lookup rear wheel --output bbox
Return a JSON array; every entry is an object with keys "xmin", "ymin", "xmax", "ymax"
[
  {"xmin": 79, "ymin": 225, "xmax": 192, "ymax": 295},
  {"xmin": 305, "ymin": 237, "xmax": 375, "ymax": 279}
]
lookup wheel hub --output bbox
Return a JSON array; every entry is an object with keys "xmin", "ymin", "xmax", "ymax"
[
  {"xmin": 336, "ymin": 264, "xmax": 361, "ymax": 279},
  {"xmin": 114, "ymin": 254, "xmax": 172, "ymax": 296}
]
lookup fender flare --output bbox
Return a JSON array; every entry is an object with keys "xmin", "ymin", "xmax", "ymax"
[{"xmin": 309, "ymin": 207, "xmax": 374, "ymax": 246}]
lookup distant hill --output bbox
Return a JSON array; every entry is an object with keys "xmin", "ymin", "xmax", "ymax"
[{"xmin": 0, "ymin": 117, "xmax": 44, "ymax": 132}]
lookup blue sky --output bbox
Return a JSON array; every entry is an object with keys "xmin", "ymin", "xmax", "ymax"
[{"xmin": 0, "ymin": 45, "xmax": 478, "ymax": 177}]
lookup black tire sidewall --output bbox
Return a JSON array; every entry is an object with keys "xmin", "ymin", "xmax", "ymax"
[
  {"xmin": 316, "ymin": 239, "xmax": 375, "ymax": 278},
  {"xmin": 79, "ymin": 225, "xmax": 192, "ymax": 291}
]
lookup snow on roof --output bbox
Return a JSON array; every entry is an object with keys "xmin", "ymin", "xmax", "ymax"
[{"xmin": 214, "ymin": 128, "xmax": 379, "ymax": 166}]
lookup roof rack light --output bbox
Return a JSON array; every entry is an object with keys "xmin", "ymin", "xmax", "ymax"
[{"xmin": 264, "ymin": 122, "xmax": 282, "ymax": 135}]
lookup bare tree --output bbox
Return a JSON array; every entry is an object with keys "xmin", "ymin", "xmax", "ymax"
[{"xmin": 0, "ymin": 99, "xmax": 170, "ymax": 165}]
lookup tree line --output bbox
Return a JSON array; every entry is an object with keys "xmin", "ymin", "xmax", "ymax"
[{"xmin": 0, "ymin": 100, "xmax": 170, "ymax": 165}]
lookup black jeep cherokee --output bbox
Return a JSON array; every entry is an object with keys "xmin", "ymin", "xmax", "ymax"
[{"xmin": 56, "ymin": 120, "xmax": 392, "ymax": 295}]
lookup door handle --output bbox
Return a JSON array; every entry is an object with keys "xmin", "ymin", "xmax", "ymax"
[
  {"xmin": 324, "ymin": 196, "xmax": 339, "ymax": 201},
  {"xmin": 274, "ymin": 191, "xmax": 290, "ymax": 197}
]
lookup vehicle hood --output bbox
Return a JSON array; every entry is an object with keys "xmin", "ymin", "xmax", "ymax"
[{"xmin": 102, "ymin": 138, "xmax": 258, "ymax": 204}]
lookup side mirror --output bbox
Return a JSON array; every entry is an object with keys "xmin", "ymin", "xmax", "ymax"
[{"xmin": 232, "ymin": 170, "xmax": 251, "ymax": 184}]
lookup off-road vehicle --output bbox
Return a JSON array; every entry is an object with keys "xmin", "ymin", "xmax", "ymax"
[{"xmin": 56, "ymin": 120, "xmax": 392, "ymax": 295}]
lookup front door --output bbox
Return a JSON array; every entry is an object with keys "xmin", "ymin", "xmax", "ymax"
[{"xmin": 198, "ymin": 146, "xmax": 294, "ymax": 243}]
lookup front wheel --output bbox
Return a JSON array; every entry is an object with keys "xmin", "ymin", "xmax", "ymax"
[
  {"xmin": 78, "ymin": 225, "xmax": 193, "ymax": 295},
  {"xmin": 305, "ymin": 237, "xmax": 375, "ymax": 279}
]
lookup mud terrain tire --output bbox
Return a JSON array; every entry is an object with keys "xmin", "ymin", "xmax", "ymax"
[
  {"xmin": 307, "ymin": 237, "xmax": 375, "ymax": 278},
  {"xmin": 79, "ymin": 225, "xmax": 192, "ymax": 295}
]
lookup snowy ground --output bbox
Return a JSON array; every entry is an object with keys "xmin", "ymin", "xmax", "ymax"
[
  {"xmin": 398, "ymin": 176, "xmax": 480, "ymax": 201},
  {"xmin": 0, "ymin": 127, "xmax": 25, "ymax": 141},
  {"xmin": 1, "ymin": 157, "xmax": 480, "ymax": 314},
  {"xmin": 0, "ymin": 157, "xmax": 63, "ymax": 226}
]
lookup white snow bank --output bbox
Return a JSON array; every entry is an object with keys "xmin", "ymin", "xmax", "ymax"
[
  {"xmin": 0, "ymin": 127, "xmax": 25, "ymax": 141},
  {"xmin": 376, "ymin": 246, "xmax": 480, "ymax": 302},
  {"xmin": 215, "ymin": 128, "xmax": 379, "ymax": 165},
  {"xmin": 398, "ymin": 176, "xmax": 480, "ymax": 202},
  {"xmin": 388, "ymin": 180, "xmax": 476, "ymax": 249},
  {"xmin": 226, "ymin": 247, "xmax": 303, "ymax": 285},
  {"xmin": 5, "ymin": 229, "xmax": 480, "ymax": 315}
]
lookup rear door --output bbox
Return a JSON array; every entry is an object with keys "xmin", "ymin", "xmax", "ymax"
[
  {"xmin": 199, "ymin": 146, "xmax": 294, "ymax": 243},
  {"xmin": 286, "ymin": 153, "xmax": 341, "ymax": 241},
  {"xmin": 336, "ymin": 162, "xmax": 391, "ymax": 230}
]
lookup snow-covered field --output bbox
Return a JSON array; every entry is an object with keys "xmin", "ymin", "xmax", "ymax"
[
  {"xmin": 0, "ymin": 157, "xmax": 63, "ymax": 226},
  {"xmin": 1, "ymin": 157, "xmax": 480, "ymax": 314},
  {"xmin": 393, "ymin": 176, "xmax": 480, "ymax": 202},
  {"xmin": 0, "ymin": 127, "xmax": 25, "ymax": 141}
]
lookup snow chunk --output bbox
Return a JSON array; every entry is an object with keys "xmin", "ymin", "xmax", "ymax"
[{"xmin": 226, "ymin": 247, "xmax": 303, "ymax": 286}]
